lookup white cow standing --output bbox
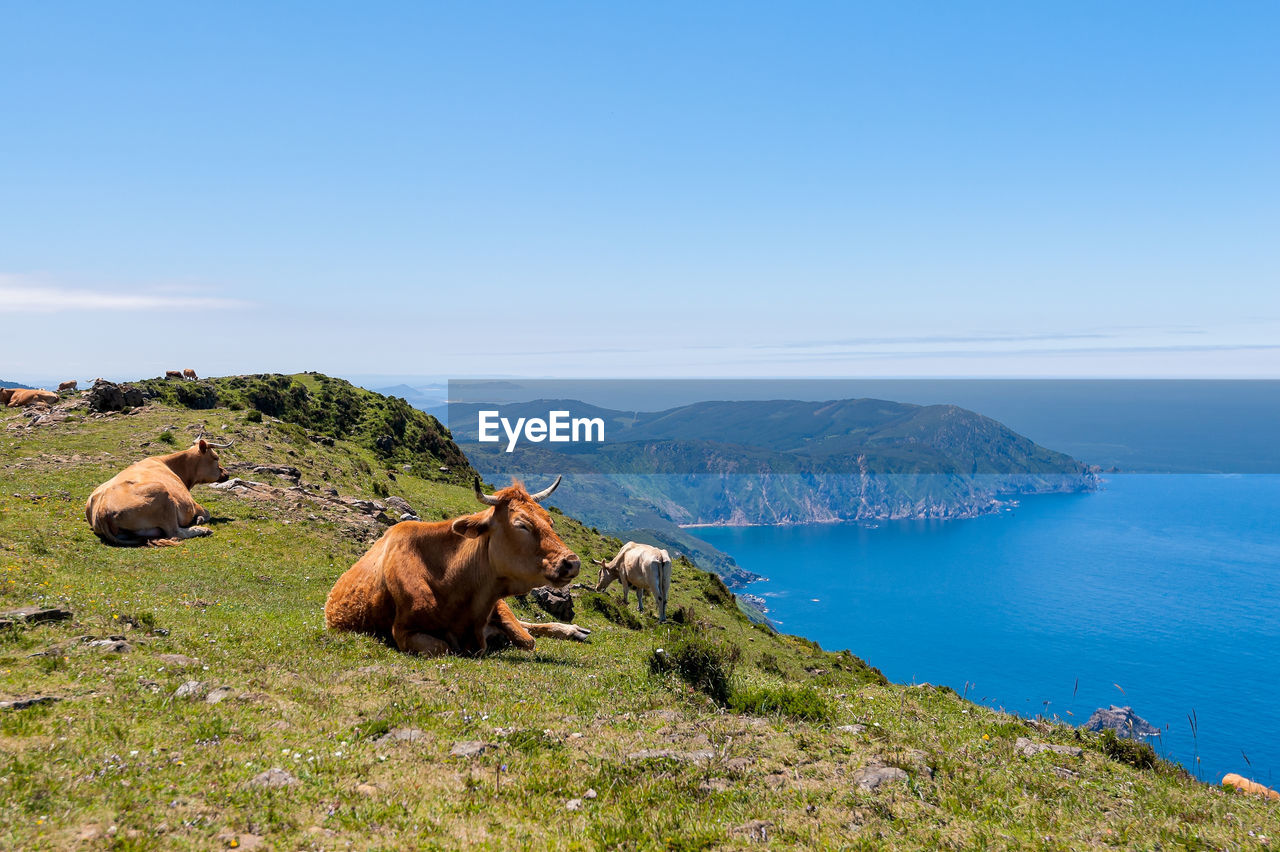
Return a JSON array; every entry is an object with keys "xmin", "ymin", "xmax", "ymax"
[{"xmin": 594, "ymin": 541, "xmax": 673, "ymax": 622}]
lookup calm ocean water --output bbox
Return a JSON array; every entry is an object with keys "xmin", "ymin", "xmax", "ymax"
[{"xmin": 697, "ymin": 475, "xmax": 1280, "ymax": 785}]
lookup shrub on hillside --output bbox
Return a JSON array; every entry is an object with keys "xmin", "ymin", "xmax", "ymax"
[
  {"xmin": 729, "ymin": 684, "xmax": 832, "ymax": 721},
  {"xmin": 581, "ymin": 592, "xmax": 643, "ymax": 630},
  {"xmin": 667, "ymin": 605, "xmax": 693, "ymax": 625},
  {"xmin": 173, "ymin": 381, "xmax": 219, "ymax": 409},
  {"xmin": 1098, "ymin": 729, "xmax": 1159, "ymax": 771},
  {"xmin": 697, "ymin": 571, "xmax": 735, "ymax": 607},
  {"xmin": 648, "ymin": 636, "xmax": 740, "ymax": 706}
]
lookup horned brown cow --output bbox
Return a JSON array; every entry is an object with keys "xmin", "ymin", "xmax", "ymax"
[
  {"xmin": 325, "ymin": 476, "xmax": 590, "ymax": 656},
  {"xmin": 1, "ymin": 388, "xmax": 59, "ymax": 407},
  {"xmin": 86, "ymin": 439, "xmax": 231, "ymax": 546}
]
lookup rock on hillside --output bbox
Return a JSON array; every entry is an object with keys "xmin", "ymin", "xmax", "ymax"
[{"xmin": 1085, "ymin": 705, "xmax": 1162, "ymax": 739}]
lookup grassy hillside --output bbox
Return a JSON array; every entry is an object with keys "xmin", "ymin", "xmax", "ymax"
[
  {"xmin": 134, "ymin": 373, "xmax": 472, "ymax": 483},
  {"xmin": 0, "ymin": 391, "xmax": 1274, "ymax": 849}
]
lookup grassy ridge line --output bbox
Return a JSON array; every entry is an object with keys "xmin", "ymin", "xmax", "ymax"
[
  {"xmin": 0, "ymin": 399, "xmax": 1272, "ymax": 849},
  {"xmin": 133, "ymin": 372, "xmax": 474, "ymax": 485}
]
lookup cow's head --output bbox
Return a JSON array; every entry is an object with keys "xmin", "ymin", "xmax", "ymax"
[
  {"xmin": 0, "ymin": 389, "xmax": 13, "ymax": 406},
  {"xmin": 593, "ymin": 558, "xmax": 619, "ymax": 592},
  {"xmin": 190, "ymin": 439, "xmax": 231, "ymax": 483},
  {"xmin": 453, "ymin": 476, "xmax": 580, "ymax": 591}
]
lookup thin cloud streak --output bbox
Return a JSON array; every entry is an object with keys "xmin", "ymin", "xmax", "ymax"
[
  {"xmin": 500, "ymin": 333, "xmax": 1269, "ymax": 362},
  {"xmin": 501, "ymin": 332, "xmax": 1114, "ymax": 359},
  {"xmin": 757, "ymin": 342, "xmax": 1280, "ymax": 363},
  {"xmin": 0, "ymin": 278, "xmax": 252, "ymax": 313}
]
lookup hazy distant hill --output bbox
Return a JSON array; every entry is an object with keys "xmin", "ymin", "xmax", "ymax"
[
  {"xmin": 443, "ymin": 397, "xmax": 1097, "ymax": 583},
  {"xmin": 372, "ymin": 383, "xmax": 447, "ymax": 413},
  {"xmin": 0, "ymin": 379, "xmax": 35, "ymax": 389},
  {"xmin": 449, "ymin": 397, "xmax": 1096, "ymax": 480}
]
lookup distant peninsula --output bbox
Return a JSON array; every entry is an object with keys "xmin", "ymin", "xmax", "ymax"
[{"xmin": 448, "ymin": 397, "xmax": 1098, "ymax": 584}]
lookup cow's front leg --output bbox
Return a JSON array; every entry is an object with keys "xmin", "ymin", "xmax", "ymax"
[
  {"xmin": 391, "ymin": 622, "xmax": 451, "ymax": 657},
  {"xmin": 165, "ymin": 503, "xmax": 210, "ymax": 540},
  {"xmin": 521, "ymin": 621, "xmax": 591, "ymax": 643},
  {"xmin": 190, "ymin": 503, "xmax": 211, "ymax": 525},
  {"xmin": 487, "ymin": 600, "xmax": 536, "ymax": 651},
  {"xmin": 637, "ymin": 588, "xmax": 645, "ymax": 613}
]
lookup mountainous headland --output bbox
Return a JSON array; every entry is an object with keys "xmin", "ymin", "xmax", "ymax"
[{"xmin": 447, "ymin": 397, "xmax": 1098, "ymax": 585}]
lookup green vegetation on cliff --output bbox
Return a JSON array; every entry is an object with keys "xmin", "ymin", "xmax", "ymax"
[{"xmin": 136, "ymin": 372, "xmax": 472, "ymax": 481}]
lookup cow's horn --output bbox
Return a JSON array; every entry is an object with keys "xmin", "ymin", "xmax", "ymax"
[
  {"xmin": 203, "ymin": 439, "xmax": 234, "ymax": 449},
  {"xmin": 529, "ymin": 475, "xmax": 562, "ymax": 502},
  {"xmin": 473, "ymin": 477, "xmax": 501, "ymax": 506}
]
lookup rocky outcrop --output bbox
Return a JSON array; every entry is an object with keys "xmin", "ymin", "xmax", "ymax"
[
  {"xmin": 87, "ymin": 380, "xmax": 145, "ymax": 412},
  {"xmin": 248, "ymin": 768, "xmax": 298, "ymax": 788},
  {"xmin": 851, "ymin": 763, "xmax": 909, "ymax": 791},
  {"xmin": 0, "ymin": 606, "xmax": 72, "ymax": 628},
  {"xmin": 531, "ymin": 586, "xmax": 574, "ymax": 621},
  {"xmin": 385, "ymin": 496, "xmax": 419, "ymax": 520},
  {"xmin": 1084, "ymin": 705, "xmax": 1160, "ymax": 739}
]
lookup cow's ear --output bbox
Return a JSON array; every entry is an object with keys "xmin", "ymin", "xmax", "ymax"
[
  {"xmin": 197, "ymin": 439, "xmax": 209, "ymax": 453},
  {"xmin": 451, "ymin": 513, "xmax": 490, "ymax": 539}
]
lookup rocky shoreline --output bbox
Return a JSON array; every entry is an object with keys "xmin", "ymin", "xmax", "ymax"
[{"xmin": 678, "ymin": 481, "xmax": 1099, "ymax": 529}]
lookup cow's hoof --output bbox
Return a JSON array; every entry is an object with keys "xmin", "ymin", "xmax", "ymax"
[
  {"xmin": 564, "ymin": 624, "xmax": 591, "ymax": 642},
  {"xmin": 188, "ymin": 526, "xmax": 213, "ymax": 537}
]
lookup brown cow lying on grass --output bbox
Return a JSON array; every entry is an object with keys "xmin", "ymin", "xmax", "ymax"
[
  {"xmin": 1, "ymin": 388, "xmax": 59, "ymax": 407},
  {"xmin": 1222, "ymin": 773, "xmax": 1280, "ymax": 801},
  {"xmin": 325, "ymin": 476, "xmax": 590, "ymax": 656},
  {"xmin": 86, "ymin": 439, "xmax": 231, "ymax": 546}
]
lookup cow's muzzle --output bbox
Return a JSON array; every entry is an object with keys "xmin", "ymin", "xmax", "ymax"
[
  {"xmin": 217, "ymin": 468, "xmax": 230, "ymax": 483},
  {"xmin": 547, "ymin": 554, "xmax": 580, "ymax": 587}
]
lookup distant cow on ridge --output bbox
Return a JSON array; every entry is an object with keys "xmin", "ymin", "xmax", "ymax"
[
  {"xmin": 164, "ymin": 370, "xmax": 183, "ymax": 380},
  {"xmin": 595, "ymin": 541, "xmax": 672, "ymax": 622},
  {"xmin": 58, "ymin": 380, "xmax": 77, "ymax": 393},
  {"xmin": 1, "ymin": 388, "xmax": 59, "ymax": 407},
  {"xmin": 183, "ymin": 369, "xmax": 198, "ymax": 380},
  {"xmin": 325, "ymin": 476, "xmax": 590, "ymax": 656}
]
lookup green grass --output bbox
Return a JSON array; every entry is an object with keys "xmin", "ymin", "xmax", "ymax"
[
  {"xmin": 0, "ymin": 390, "xmax": 1274, "ymax": 849},
  {"xmin": 728, "ymin": 684, "xmax": 832, "ymax": 722}
]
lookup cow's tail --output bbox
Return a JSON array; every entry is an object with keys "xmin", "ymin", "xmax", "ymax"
[{"xmin": 145, "ymin": 537, "xmax": 183, "ymax": 548}]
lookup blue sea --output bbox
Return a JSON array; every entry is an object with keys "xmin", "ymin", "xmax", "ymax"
[{"xmin": 697, "ymin": 475, "xmax": 1280, "ymax": 785}]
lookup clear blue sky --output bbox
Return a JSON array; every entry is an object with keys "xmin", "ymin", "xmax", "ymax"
[{"xmin": 2, "ymin": 2, "xmax": 1277, "ymax": 382}]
